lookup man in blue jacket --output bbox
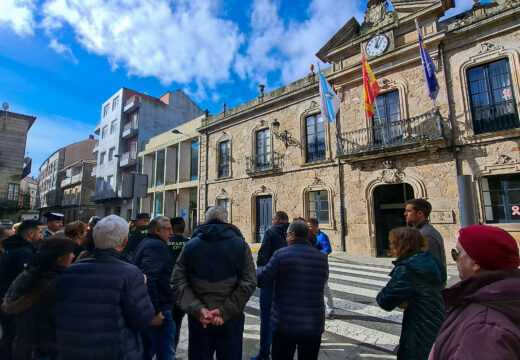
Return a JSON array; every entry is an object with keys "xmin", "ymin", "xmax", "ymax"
[
  {"xmin": 252, "ymin": 211, "xmax": 289, "ymax": 360},
  {"xmin": 133, "ymin": 216, "xmax": 175, "ymax": 360},
  {"xmin": 257, "ymin": 220, "xmax": 328, "ymax": 360},
  {"xmin": 56, "ymin": 215, "xmax": 154, "ymax": 360}
]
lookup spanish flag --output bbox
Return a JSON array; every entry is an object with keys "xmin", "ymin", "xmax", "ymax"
[{"xmin": 362, "ymin": 53, "xmax": 381, "ymax": 117}]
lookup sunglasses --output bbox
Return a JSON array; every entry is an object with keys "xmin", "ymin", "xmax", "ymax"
[{"xmin": 451, "ymin": 248, "xmax": 460, "ymax": 262}]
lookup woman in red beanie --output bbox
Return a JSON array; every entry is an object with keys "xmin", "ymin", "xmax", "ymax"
[
  {"xmin": 377, "ymin": 227, "xmax": 446, "ymax": 360},
  {"xmin": 430, "ymin": 225, "xmax": 520, "ymax": 360}
]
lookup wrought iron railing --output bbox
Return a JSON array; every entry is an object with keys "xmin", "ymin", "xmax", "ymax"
[
  {"xmin": 338, "ymin": 111, "xmax": 444, "ymax": 156},
  {"xmin": 246, "ymin": 151, "xmax": 281, "ymax": 173},
  {"xmin": 306, "ymin": 141, "xmax": 326, "ymax": 163},
  {"xmin": 471, "ymin": 100, "xmax": 519, "ymax": 135}
]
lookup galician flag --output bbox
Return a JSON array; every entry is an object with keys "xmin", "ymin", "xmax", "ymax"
[
  {"xmin": 318, "ymin": 66, "xmax": 340, "ymax": 123},
  {"xmin": 416, "ymin": 20, "xmax": 439, "ymax": 100},
  {"xmin": 362, "ymin": 53, "xmax": 381, "ymax": 117}
]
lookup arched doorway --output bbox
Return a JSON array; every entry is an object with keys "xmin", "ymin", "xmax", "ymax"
[{"xmin": 373, "ymin": 183, "xmax": 414, "ymax": 256}]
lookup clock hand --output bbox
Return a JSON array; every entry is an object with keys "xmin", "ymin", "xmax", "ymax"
[{"xmin": 376, "ymin": 37, "xmax": 381, "ymax": 49}]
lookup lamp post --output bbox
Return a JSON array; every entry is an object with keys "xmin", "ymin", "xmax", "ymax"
[{"xmin": 271, "ymin": 119, "xmax": 299, "ymax": 148}]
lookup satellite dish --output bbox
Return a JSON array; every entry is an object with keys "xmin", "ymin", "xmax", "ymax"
[{"xmin": 2, "ymin": 102, "xmax": 9, "ymax": 111}]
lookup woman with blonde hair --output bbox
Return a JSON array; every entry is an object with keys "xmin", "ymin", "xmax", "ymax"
[
  {"xmin": 64, "ymin": 221, "xmax": 87, "ymax": 261},
  {"xmin": 376, "ymin": 227, "xmax": 446, "ymax": 360}
]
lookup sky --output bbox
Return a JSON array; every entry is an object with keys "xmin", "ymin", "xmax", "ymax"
[{"xmin": 0, "ymin": 0, "xmax": 478, "ymax": 177}]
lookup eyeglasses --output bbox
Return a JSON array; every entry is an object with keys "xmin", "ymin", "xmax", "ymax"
[{"xmin": 451, "ymin": 248, "xmax": 460, "ymax": 262}]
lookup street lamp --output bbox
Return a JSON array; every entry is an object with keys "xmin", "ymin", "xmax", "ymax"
[{"xmin": 271, "ymin": 119, "xmax": 300, "ymax": 148}]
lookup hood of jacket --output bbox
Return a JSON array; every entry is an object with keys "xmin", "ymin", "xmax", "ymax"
[
  {"xmin": 193, "ymin": 219, "xmax": 244, "ymax": 242},
  {"xmin": 394, "ymin": 250, "xmax": 446, "ymax": 286},
  {"xmin": 2, "ymin": 234, "xmax": 35, "ymax": 251},
  {"xmin": 444, "ymin": 269, "xmax": 520, "ymax": 325},
  {"xmin": 272, "ymin": 222, "xmax": 289, "ymax": 238}
]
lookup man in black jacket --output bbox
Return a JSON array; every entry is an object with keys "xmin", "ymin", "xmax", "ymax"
[
  {"xmin": 133, "ymin": 216, "xmax": 175, "ymax": 360},
  {"xmin": 257, "ymin": 220, "xmax": 328, "ymax": 360},
  {"xmin": 252, "ymin": 211, "xmax": 289, "ymax": 360},
  {"xmin": 124, "ymin": 212, "xmax": 150, "ymax": 255},
  {"xmin": 0, "ymin": 220, "xmax": 43, "ymax": 360}
]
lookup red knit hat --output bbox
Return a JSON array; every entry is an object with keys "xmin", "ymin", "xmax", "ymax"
[{"xmin": 459, "ymin": 225, "xmax": 520, "ymax": 270}]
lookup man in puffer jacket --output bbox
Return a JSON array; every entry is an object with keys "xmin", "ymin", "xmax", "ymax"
[
  {"xmin": 252, "ymin": 211, "xmax": 289, "ymax": 360},
  {"xmin": 56, "ymin": 215, "xmax": 154, "ymax": 360},
  {"xmin": 257, "ymin": 220, "xmax": 328, "ymax": 360},
  {"xmin": 430, "ymin": 225, "xmax": 520, "ymax": 360},
  {"xmin": 171, "ymin": 206, "xmax": 256, "ymax": 360}
]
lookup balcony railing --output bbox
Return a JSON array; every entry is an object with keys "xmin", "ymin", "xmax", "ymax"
[
  {"xmin": 71, "ymin": 173, "xmax": 82, "ymax": 184},
  {"xmin": 94, "ymin": 121, "xmax": 101, "ymax": 135},
  {"xmin": 93, "ymin": 144, "xmax": 99, "ymax": 154},
  {"xmin": 90, "ymin": 189, "xmax": 119, "ymax": 202},
  {"xmin": 61, "ymin": 177, "xmax": 71, "ymax": 187},
  {"xmin": 338, "ymin": 111, "xmax": 445, "ymax": 160},
  {"xmin": 471, "ymin": 100, "xmax": 519, "ymax": 135},
  {"xmin": 122, "ymin": 122, "xmax": 138, "ymax": 138},
  {"xmin": 120, "ymin": 151, "xmax": 137, "ymax": 167},
  {"xmin": 306, "ymin": 141, "xmax": 326, "ymax": 163},
  {"xmin": 124, "ymin": 95, "xmax": 141, "ymax": 113},
  {"xmin": 246, "ymin": 151, "xmax": 281, "ymax": 174}
]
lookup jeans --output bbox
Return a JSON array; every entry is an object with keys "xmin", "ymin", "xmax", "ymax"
[
  {"xmin": 271, "ymin": 330, "xmax": 322, "ymax": 360},
  {"xmin": 324, "ymin": 281, "xmax": 335, "ymax": 315},
  {"xmin": 142, "ymin": 309, "xmax": 176, "ymax": 360},
  {"xmin": 254, "ymin": 286, "xmax": 274, "ymax": 359},
  {"xmin": 188, "ymin": 312, "xmax": 244, "ymax": 360}
]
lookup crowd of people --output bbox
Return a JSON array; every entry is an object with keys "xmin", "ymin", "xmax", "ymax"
[{"xmin": 0, "ymin": 197, "xmax": 517, "ymax": 360}]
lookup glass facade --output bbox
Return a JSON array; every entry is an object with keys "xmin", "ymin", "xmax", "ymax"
[{"xmin": 190, "ymin": 141, "xmax": 199, "ymax": 181}]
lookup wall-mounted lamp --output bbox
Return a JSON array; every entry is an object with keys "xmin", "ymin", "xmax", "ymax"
[
  {"xmin": 171, "ymin": 129, "xmax": 183, "ymax": 135},
  {"xmin": 271, "ymin": 119, "xmax": 300, "ymax": 148}
]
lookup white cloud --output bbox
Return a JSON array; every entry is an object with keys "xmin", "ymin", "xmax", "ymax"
[
  {"xmin": 40, "ymin": 0, "xmax": 243, "ymax": 98},
  {"xmin": 442, "ymin": 0, "xmax": 480, "ymax": 19},
  {"xmin": 234, "ymin": 0, "xmax": 365, "ymax": 88},
  {"xmin": 49, "ymin": 38, "xmax": 78, "ymax": 64},
  {"xmin": 0, "ymin": 0, "xmax": 37, "ymax": 36}
]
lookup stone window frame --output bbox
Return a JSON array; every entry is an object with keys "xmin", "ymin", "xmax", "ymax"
[
  {"xmin": 302, "ymin": 182, "xmax": 335, "ymax": 230},
  {"xmin": 364, "ymin": 79, "xmax": 409, "ymax": 130},
  {"xmin": 458, "ymin": 44, "xmax": 520, "ymax": 139},
  {"xmin": 250, "ymin": 120, "xmax": 272, "ymax": 163},
  {"xmin": 214, "ymin": 132, "xmax": 233, "ymax": 180},
  {"xmin": 474, "ymin": 155, "xmax": 520, "ymax": 232},
  {"xmin": 250, "ymin": 185, "xmax": 277, "ymax": 243},
  {"xmin": 214, "ymin": 189, "xmax": 232, "ymax": 223},
  {"xmin": 299, "ymin": 100, "xmax": 332, "ymax": 165}
]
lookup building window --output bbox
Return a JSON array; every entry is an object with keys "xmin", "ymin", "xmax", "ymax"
[
  {"xmin": 190, "ymin": 141, "xmax": 199, "ymax": 181},
  {"xmin": 373, "ymin": 90, "xmax": 402, "ymax": 145},
  {"xmin": 150, "ymin": 153, "xmax": 156, "ymax": 188},
  {"xmin": 218, "ymin": 198, "xmax": 230, "ymax": 222},
  {"xmin": 106, "ymin": 175, "xmax": 114, "ymax": 190},
  {"xmin": 131, "ymin": 111, "xmax": 139, "ymax": 128},
  {"xmin": 306, "ymin": 114, "xmax": 325, "ymax": 162},
  {"xmin": 156, "ymin": 150, "xmax": 165, "ymax": 186},
  {"xmin": 308, "ymin": 190, "xmax": 329, "ymax": 224},
  {"xmin": 108, "ymin": 147, "xmax": 115, "ymax": 161},
  {"xmin": 110, "ymin": 120, "xmax": 117, "ymax": 134},
  {"xmin": 7, "ymin": 183, "xmax": 19, "ymax": 201},
  {"xmin": 481, "ymin": 174, "xmax": 520, "ymax": 223},
  {"xmin": 129, "ymin": 141, "xmax": 137, "ymax": 159},
  {"xmin": 112, "ymin": 96, "xmax": 120, "ymax": 111},
  {"xmin": 218, "ymin": 141, "xmax": 230, "ymax": 178},
  {"xmin": 100, "ymin": 152, "xmax": 106, "ymax": 165},
  {"xmin": 256, "ymin": 129, "xmax": 271, "ymax": 169},
  {"xmin": 102, "ymin": 126, "xmax": 108, "ymax": 139},
  {"xmin": 155, "ymin": 191, "xmax": 164, "ymax": 216},
  {"xmin": 467, "ymin": 59, "xmax": 518, "ymax": 134},
  {"xmin": 103, "ymin": 104, "xmax": 110, "ymax": 118}
]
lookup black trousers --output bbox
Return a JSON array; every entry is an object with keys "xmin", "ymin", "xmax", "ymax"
[
  {"xmin": 0, "ymin": 313, "xmax": 15, "ymax": 360},
  {"xmin": 271, "ymin": 330, "xmax": 322, "ymax": 360}
]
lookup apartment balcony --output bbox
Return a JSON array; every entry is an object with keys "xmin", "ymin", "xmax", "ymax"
[
  {"xmin": 71, "ymin": 173, "xmax": 82, "ymax": 185},
  {"xmin": 119, "ymin": 151, "xmax": 137, "ymax": 167},
  {"xmin": 61, "ymin": 198, "xmax": 78, "ymax": 206},
  {"xmin": 122, "ymin": 122, "xmax": 138, "ymax": 139},
  {"xmin": 471, "ymin": 100, "xmax": 519, "ymax": 135},
  {"xmin": 90, "ymin": 189, "xmax": 119, "ymax": 202},
  {"xmin": 337, "ymin": 111, "xmax": 446, "ymax": 163},
  {"xmin": 245, "ymin": 151, "xmax": 281, "ymax": 175},
  {"xmin": 124, "ymin": 95, "xmax": 141, "ymax": 113},
  {"xmin": 93, "ymin": 144, "xmax": 99, "ymax": 154},
  {"xmin": 94, "ymin": 121, "xmax": 101, "ymax": 135},
  {"xmin": 91, "ymin": 166, "xmax": 97, "ymax": 177},
  {"xmin": 60, "ymin": 177, "xmax": 71, "ymax": 188}
]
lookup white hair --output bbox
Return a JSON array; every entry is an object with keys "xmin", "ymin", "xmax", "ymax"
[
  {"xmin": 93, "ymin": 215, "xmax": 129, "ymax": 250},
  {"xmin": 148, "ymin": 216, "xmax": 170, "ymax": 235},
  {"xmin": 205, "ymin": 206, "xmax": 228, "ymax": 223}
]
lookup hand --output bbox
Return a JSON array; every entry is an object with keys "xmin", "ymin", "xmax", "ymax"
[
  {"xmin": 398, "ymin": 301, "xmax": 409, "ymax": 310},
  {"xmin": 149, "ymin": 312, "xmax": 164, "ymax": 326},
  {"xmin": 207, "ymin": 309, "xmax": 224, "ymax": 326},
  {"xmin": 199, "ymin": 308, "xmax": 213, "ymax": 328},
  {"xmin": 143, "ymin": 274, "xmax": 147, "ymax": 284}
]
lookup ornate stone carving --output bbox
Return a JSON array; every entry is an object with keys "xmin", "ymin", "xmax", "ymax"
[
  {"xmin": 308, "ymin": 100, "xmax": 319, "ymax": 110},
  {"xmin": 479, "ymin": 42, "xmax": 498, "ymax": 54},
  {"xmin": 218, "ymin": 189, "xmax": 228, "ymax": 197},
  {"xmin": 495, "ymin": 154, "xmax": 517, "ymax": 165},
  {"xmin": 313, "ymin": 176, "xmax": 324, "ymax": 185},
  {"xmin": 429, "ymin": 211, "xmax": 454, "ymax": 224},
  {"xmin": 361, "ymin": 0, "xmax": 396, "ymax": 33},
  {"xmin": 378, "ymin": 160, "xmax": 404, "ymax": 183}
]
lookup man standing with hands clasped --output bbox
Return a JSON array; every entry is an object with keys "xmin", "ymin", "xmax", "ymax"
[{"xmin": 170, "ymin": 206, "xmax": 256, "ymax": 360}]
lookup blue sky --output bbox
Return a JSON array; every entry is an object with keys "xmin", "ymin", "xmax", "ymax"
[{"xmin": 0, "ymin": 0, "xmax": 477, "ymax": 177}]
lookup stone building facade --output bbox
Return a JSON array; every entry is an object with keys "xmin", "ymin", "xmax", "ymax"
[
  {"xmin": 60, "ymin": 160, "xmax": 97, "ymax": 223},
  {"xmin": 198, "ymin": 0, "xmax": 520, "ymax": 258}
]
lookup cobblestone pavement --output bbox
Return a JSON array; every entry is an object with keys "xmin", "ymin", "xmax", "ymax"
[{"xmin": 175, "ymin": 253, "xmax": 459, "ymax": 359}]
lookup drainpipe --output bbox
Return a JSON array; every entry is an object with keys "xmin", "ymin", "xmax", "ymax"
[{"xmin": 334, "ymin": 109, "xmax": 347, "ymax": 252}]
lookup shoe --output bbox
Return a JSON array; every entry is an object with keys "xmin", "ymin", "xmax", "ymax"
[{"xmin": 325, "ymin": 313, "xmax": 336, "ymax": 320}]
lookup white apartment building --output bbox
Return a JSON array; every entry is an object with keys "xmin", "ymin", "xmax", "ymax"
[{"xmin": 92, "ymin": 88, "xmax": 203, "ymax": 220}]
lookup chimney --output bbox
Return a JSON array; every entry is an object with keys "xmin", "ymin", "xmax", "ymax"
[{"xmin": 89, "ymin": 134, "xmax": 94, "ymax": 139}]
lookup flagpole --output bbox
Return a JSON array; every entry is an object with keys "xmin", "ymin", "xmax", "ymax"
[{"xmin": 415, "ymin": 18, "xmax": 439, "ymax": 112}]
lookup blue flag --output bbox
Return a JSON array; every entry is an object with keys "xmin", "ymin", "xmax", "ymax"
[
  {"xmin": 318, "ymin": 67, "xmax": 340, "ymax": 123},
  {"xmin": 417, "ymin": 32, "xmax": 439, "ymax": 100}
]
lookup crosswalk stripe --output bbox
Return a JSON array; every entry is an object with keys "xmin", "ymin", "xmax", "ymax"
[
  {"xmin": 327, "ymin": 281, "xmax": 381, "ymax": 298},
  {"xmin": 328, "ymin": 261, "xmax": 392, "ymax": 274},
  {"xmin": 330, "ymin": 266, "xmax": 392, "ymax": 280},
  {"xmin": 333, "ymin": 298, "xmax": 402, "ymax": 323},
  {"xmin": 245, "ymin": 296, "xmax": 400, "ymax": 352},
  {"xmin": 329, "ymin": 272, "xmax": 388, "ymax": 287}
]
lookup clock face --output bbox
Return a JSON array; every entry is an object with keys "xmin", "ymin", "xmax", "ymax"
[{"xmin": 365, "ymin": 35, "xmax": 389, "ymax": 57}]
